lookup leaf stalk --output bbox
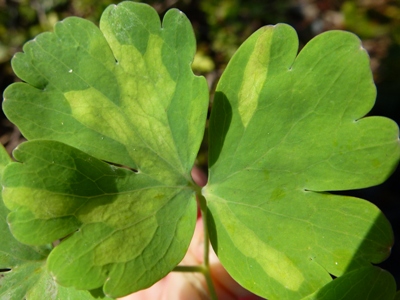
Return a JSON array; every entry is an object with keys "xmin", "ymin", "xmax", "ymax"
[{"xmin": 174, "ymin": 183, "xmax": 218, "ymax": 300}]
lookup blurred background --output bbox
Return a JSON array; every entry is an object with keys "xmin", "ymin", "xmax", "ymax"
[{"xmin": 1, "ymin": 0, "xmax": 400, "ymax": 290}]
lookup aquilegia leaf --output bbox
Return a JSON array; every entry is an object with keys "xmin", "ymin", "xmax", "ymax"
[
  {"xmin": 2, "ymin": 2, "xmax": 208, "ymax": 298},
  {"xmin": 204, "ymin": 24, "xmax": 400, "ymax": 299},
  {"xmin": 3, "ymin": 140, "xmax": 196, "ymax": 298}
]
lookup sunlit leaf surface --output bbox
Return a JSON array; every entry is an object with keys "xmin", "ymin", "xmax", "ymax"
[
  {"xmin": 205, "ymin": 24, "xmax": 400, "ymax": 299},
  {"xmin": 2, "ymin": 2, "xmax": 208, "ymax": 298}
]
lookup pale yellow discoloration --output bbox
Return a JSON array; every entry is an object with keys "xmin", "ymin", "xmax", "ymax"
[
  {"xmin": 64, "ymin": 87, "xmax": 132, "ymax": 145},
  {"xmin": 237, "ymin": 29, "xmax": 273, "ymax": 127},
  {"xmin": 64, "ymin": 33, "xmax": 184, "ymax": 173},
  {"xmin": 115, "ymin": 36, "xmax": 178, "ymax": 161},
  {"xmin": 92, "ymin": 217, "xmax": 158, "ymax": 264},
  {"xmin": 214, "ymin": 201, "xmax": 304, "ymax": 291},
  {"xmin": 3, "ymin": 187, "xmax": 82, "ymax": 217}
]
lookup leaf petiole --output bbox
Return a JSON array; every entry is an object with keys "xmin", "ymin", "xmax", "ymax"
[
  {"xmin": 199, "ymin": 191, "xmax": 218, "ymax": 300},
  {"xmin": 172, "ymin": 265, "xmax": 205, "ymax": 273},
  {"xmin": 171, "ymin": 184, "xmax": 218, "ymax": 300}
]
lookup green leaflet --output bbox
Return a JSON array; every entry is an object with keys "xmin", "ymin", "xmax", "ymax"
[
  {"xmin": 205, "ymin": 24, "xmax": 400, "ymax": 299},
  {"xmin": 0, "ymin": 256, "xmax": 112, "ymax": 300},
  {"xmin": 3, "ymin": 2, "xmax": 208, "ymax": 182},
  {"xmin": 2, "ymin": 2, "xmax": 208, "ymax": 298},
  {"xmin": 1, "ymin": 144, "xmax": 111, "ymax": 300},
  {"xmin": 301, "ymin": 266, "xmax": 396, "ymax": 300},
  {"xmin": 2, "ymin": 140, "xmax": 197, "ymax": 297}
]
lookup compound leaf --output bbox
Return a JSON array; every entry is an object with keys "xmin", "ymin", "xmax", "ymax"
[
  {"xmin": 2, "ymin": 2, "xmax": 208, "ymax": 298},
  {"xmin": 204, "ymin": 23, "xmax": 400, "ymax": 299}
]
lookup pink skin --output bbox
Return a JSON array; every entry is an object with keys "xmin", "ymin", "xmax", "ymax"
[{"xmin": 119, "ymin": 167, "xmax": 263, "ymax": 300}]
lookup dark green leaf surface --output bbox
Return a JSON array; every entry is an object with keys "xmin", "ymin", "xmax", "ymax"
[
  {"xmin": 302, "ymin": 266, "xmax": 396, "ymax": 300},
  {"xmin": 2, "ymin": 2, "xmax": 208, "ymax": 297},
  {"xmin": 1, "ymin": 256, "xmax": 109, "ymax": 300},
  {"xmin": 3, "ymin": 140, "xmax": 197, "ymax": 298},
  {"xmin": 1, "ymin": 145, "xmax": 109, "ymax": 299},
  {"xmin": 204, "ymin": 24, "xmax": 400, "ymax": 299}
]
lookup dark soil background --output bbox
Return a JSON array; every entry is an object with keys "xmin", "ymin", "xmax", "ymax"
[{"xmin": 1, "ymin": 0, "xmax": 400, "ymax": 289}]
